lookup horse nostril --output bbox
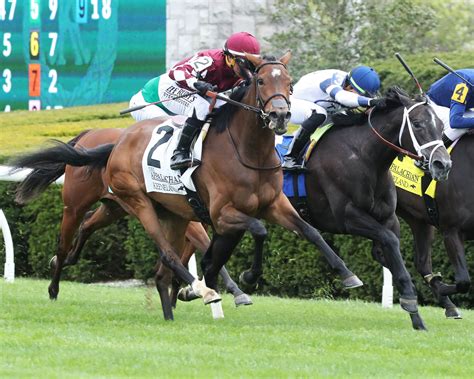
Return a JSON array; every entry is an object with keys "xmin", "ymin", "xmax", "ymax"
[
  {"xmin": 432, "ymin": 159, "xmax": 451, "ymax": 172},
  {"xmin": 269, "ymin": 110, "xmax": 291, "ymax": 121},
  {"xmin": 268, "ymin": 111, "xmax": 278, "ymax": 121}
]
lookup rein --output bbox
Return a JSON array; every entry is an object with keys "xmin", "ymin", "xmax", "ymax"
[
  {"xmin": 368, "ymin": 102, "xmax": 444, "ymax": 170},
  {"xmin": 222, "ymin": 60, "xmax": 291, "ymax": 171},
  {"xmin": 226, "ymin": 128, "xmax": 281, "ymax": 170}
]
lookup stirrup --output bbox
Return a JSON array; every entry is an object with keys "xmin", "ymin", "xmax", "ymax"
[
  {"xmin": 170, "ymin": 151, "xmax": 192, "ymax": 170},
  {"xmin": 281, "ymin": 157, "xmax": 306, "ymax": 172}
]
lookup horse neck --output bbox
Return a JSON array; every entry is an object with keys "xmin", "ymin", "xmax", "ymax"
[
  {"xmin": 361, "ymin": 106, "xmax": 406, "ymax": 171},
  {"xmin": 229, "ymin": 84, "xmax": 277, "ymax": 163}
]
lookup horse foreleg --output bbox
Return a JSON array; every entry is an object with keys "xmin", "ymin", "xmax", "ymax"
[
  {"xmin": 263, "ymin": 194, "xmax": 362, "ymax": 289},
  {"xmin": 404, "ymin": 216, "xmax": 461, "ymax": 319},
  {"xmin": 176, "ymin": 221, "xmax": 251, "ymax": 306},
  {"xmin": 343, "ymin": 207, "xmax": 426, "ymax": 330},
  {"xmin": 201, "ymin": 231, "xmax": 245, "ymax": 291}
]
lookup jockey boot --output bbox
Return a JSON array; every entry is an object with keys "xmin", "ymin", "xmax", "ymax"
[
  {"xmin": 170, "ymin": 117, "xmax": 205, "ymax": 170},
  {"xmin": 442, "ymin": 133, "xmax": 453, "ymax": 148},
  {"xmin": 282, "ymin": 112, "xmax": 326, "ymax": 171}
]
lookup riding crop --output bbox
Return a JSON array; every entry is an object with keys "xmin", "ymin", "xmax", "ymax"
[
  {"xmin": 433, "ymin": 57, "xmax": 474, "ymax": 87},
  {"xmin": 395, "ymin": 53, "xmax": 424, "ymax": 95}
]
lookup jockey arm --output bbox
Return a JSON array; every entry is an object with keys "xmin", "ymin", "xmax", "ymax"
[
  {"xmin": 448, "ymin": 83, "xmax": 474, "ymax": 129},
  {"xmin": 320, "ymin": 77, "xmax": 372, "ymax": 108},
  {"xmin": 168, "ymin": 53, "xmax": 214, "ymax": 91}
]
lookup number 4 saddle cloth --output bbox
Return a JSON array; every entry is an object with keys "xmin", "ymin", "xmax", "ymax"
[{"xmin": 141, "ymin": 116, "xmax": 207, "ymax": 195}]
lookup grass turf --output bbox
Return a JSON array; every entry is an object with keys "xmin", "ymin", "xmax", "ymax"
[{"xmin": 1, "ymin": 279, "xmax": 473, "ymax": 378}]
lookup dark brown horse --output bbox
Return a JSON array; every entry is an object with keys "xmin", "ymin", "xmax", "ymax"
[
  {"xmin": 11, "ymin": 53, "xmax": 361, "ymax": 321},
  {"xmin": 243, "ymin": 87, "xmax": 452, "ymax": 330},
  {"xmin": 13, "ymin": 127, "xmax": 252, "ymax": 307},
  {"xmin": 395, "ymin": 134, "xmax": 474, "ymax": 319}
]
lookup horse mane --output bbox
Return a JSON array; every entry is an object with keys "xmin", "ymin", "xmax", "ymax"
[
  {"xmin": 210, "ymin": 55, "xmax": 279, "ymax": 133},
  {"xmin": 385, "ymin": 86, "xmax": 410, "ymax": 101},
  {"xmin": 209, "ymin": 84, "xmax": 249, "ymax": 133}
]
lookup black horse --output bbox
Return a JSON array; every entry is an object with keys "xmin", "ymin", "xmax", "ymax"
[
  {"xmin": 242, "ymin": 87, "xmax": 452, "ymax": 330},
  {"xmin": 396, "ymin": 133, "xmax": 474, "ymax": 319}
]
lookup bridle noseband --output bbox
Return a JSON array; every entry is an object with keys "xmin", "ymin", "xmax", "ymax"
[{"xmin": 368, "ymin": 101, "xmax": 444, "ymax": 171}]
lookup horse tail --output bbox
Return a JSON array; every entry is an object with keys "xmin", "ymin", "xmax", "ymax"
[
  {"xmin": 12, "ymin": 130, "xmax": 94, "ymax": 204},
  {"xmin": 11, "ymin": 138, "xmax": 114, "ymax": 204}
]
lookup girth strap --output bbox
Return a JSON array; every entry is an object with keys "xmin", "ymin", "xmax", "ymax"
[{"xmin": 421, "ymin": 174, "xmax": 439, "ymax": 227}]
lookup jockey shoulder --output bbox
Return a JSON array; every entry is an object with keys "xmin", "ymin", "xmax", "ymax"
[
  {"xmin": 293, "ymin": 65, "xmax": 382, "ymax": 110},
  {"xmin": 168, "ymin": 31, "xmax": 261, "ymax": 93}
]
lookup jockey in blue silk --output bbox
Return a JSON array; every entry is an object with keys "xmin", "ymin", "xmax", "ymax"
[
  {"xmin": 282, "ymin": 66, "xmax": 384, "ymax": 170},
  {"xmin": 426, "ymin": 69, "xmax": 474, "ymax": 147}
]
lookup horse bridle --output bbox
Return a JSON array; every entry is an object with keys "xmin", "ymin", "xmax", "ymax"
[
  {"xmin": 253, "ymin": 61, "xmax": 292, "ymax": 126},
  {"xmin": 225, "ymin": 61, "xmax": 292, "ymax": 171},
  {"xmin": 368, "ymin": 101, "xmax": 444, "ymax": 171}
]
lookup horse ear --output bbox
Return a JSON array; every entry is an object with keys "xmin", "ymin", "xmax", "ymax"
[
  {"xmin": 279, "ymin": 51, "xmax": 291, "ymax": 66},
  {"xmin": 245, "ymin": 53, "xmax": 263, "ymax": 69}
]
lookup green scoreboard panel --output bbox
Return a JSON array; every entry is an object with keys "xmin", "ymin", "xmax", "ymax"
[{"xmin": 1, "ymin": 0, "xmax": 166, "ymax": 111}]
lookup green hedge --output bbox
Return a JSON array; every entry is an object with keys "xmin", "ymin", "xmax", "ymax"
[
  {"xmin": 1, "ymin": 51, "xmax": 473, "ymax": 308},
  {"xmin": 1, "ymin": 181, "xmax": 473, "ymax": 308},
  {"xmin": 373, "ymin": 51, "xmax": 473, "ymax": 94}
]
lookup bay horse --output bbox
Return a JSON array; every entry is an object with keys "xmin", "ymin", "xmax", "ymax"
[
  {"xmin": 242, "ymin": 87, "xmax": 452, "ymax": 330},
  {"xmin": 13, "ymin": 127, "xmax": 252, "ymax": 307},
  {"xmin": 395, "ymin": 133, "xmax": 474, "ymax": 319},
  {"xmin": 11, "ymin": 53, "xmax": 361, "ymax": 321}
]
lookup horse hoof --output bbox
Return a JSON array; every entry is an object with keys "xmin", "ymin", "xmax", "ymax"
[
  {"xmin": 234, "ymin": 293, "xmax": 253, "ymax": 307},
  {"xmin": 203, "ymin": 290, "xmax": 221, "ymax": 305},
  {"xmin": 177, "ymin": 286, "xmax": 199, "ymax": 302},
  {"xmin": 445, "ymin": 307, "xmax": 462, "ymax": 319},
  {"xmin": 410, "ymin": 312, "xmax": 428, "ymax": 331},
  {"xmin": 342, "ymin": 275, "xmax": 363, "ymax": 289},
  {"xmin": 400, "ymin": 297, "xmax": 418, "ymax": 314}
]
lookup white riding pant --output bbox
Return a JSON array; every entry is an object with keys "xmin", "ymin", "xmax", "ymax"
[
  {"xmin": 429, "ymin": 100, "xmax": 474, "ymax": 141},
  {"xmin": 289, "ymin": 96, "xmax": 327, "ymax": 125},
  {"xmin": 129, "ymin": 91, "xmax": 169, "ymax": 121},
  {"xmin": 130, "ymin": 74, "xmax": 226, "ymax": 122}
]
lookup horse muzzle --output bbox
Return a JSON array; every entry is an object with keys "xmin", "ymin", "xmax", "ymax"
[
  {"xmin": 267, "ymin": 110, "xmax": 291, "ymax": 135},
  {"xmin": 428, "ymin": 147, "xmax": 452, "ymax": 181}
]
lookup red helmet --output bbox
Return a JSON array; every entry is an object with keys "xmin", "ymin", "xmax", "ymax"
[{"xmin": 224, "ymin": 32, "xmax": 260, "ymax": 57}]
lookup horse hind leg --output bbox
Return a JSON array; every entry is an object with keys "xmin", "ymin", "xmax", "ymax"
[
  {"xmin": 64, "ymin": 200, "xmax": 126, "ymax": 266},
  {"xmin": 48, "ymin": 205, "xmax": 82, "ymax": 300},
  {"xmin": 155, "ymin": 263, "xmax": 174, "ymax": 320},
  {"xmin": 407, "ymin": 218, "xmax": 461, "ymax": 319}
]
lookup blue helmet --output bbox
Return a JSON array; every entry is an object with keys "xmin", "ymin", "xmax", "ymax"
[{"xmin": 347, "ymin": 66, "xmax": 381, "ymax": 97}]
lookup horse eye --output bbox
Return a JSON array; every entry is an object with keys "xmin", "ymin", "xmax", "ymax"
[{"xmin": 257, "ymin": 78, "xmax": 264, "ymax": 86}]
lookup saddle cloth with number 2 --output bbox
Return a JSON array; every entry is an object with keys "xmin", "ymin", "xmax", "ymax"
[{"xmin": 141, "ymin": 117, "xmax": 205, "ymax": 195}]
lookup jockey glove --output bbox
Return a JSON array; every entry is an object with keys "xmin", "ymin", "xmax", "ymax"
[
  {"xmin": 194, "ymin": 81, "xmax": 216, "ymax": 96},
  {"xmin": 369, "ymin": 97, "xmax": 386, "ymax": 108}
]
